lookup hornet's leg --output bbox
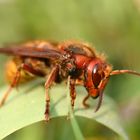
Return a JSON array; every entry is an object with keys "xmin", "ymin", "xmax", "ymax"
[
  {"xmin": 75, "ymin": 78, "xmax": 90, "ymax": 107},
  {"xmin": 69, "ymin": 77, "xmax": 76, "ymax": 111},
  {"xmin": 75, "ymin": 79, "xmax": 84, "ymax": 85},
  {"xmin": 82, "ymin": 94, "xmax": 90, "ymax": 108},
  {"xmin": 0, "ymin": 63, "xmax": 46, "ymax": 107},
  {"xmin": 75, "ymin": 78, "xmax": 90, "ymax": 108},
  {"xmin": 44, "ymin": 66, "xmax": 58, "ymax": 121},
  {"xmin": 0, "ymin": 64, "xmax": 22, "ymax": 107},
  {"xmin": 67, "ymin": 76, "xmax": 76, "ymax": 120}
]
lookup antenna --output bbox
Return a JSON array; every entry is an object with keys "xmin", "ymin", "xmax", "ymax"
[
  {"xmin": 94, "ymin": 90, "xmax": 103, "ymax": 112},
  {"xmin": 110, "ymin": 70, "xmax": 140, "ymax": 77}
]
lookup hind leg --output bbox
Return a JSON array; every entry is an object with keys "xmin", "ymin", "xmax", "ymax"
[
  {"xmin": 0, "ymin": 63, "xmax": 46, "ymax": 107},
  {"xmin": 0, "ymin": 64, "xmax": 22, "ymax": 107}
]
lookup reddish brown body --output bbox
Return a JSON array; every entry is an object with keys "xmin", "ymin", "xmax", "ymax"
[{"xmin": 0, "ymin": 40, "xmax": 140, "ymax": 121}]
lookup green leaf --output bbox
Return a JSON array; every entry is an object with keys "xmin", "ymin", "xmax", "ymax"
[{"xmin": 0, "ymin": 79, "xmax": 129, "ymax": 140}]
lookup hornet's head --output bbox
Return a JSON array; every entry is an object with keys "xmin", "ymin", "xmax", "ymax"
[
  {"xmin": 84, "ymin": 59, "xmax": 112, "ymax": 112},
  {"xmin": 84, "ymin": 58, "xmax": 140, "ymax": 112}
]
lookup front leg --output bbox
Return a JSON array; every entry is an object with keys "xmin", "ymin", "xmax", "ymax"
[
  {"xmin": 44, "ymin": 65, "xmax": 59, "ymax": 121},
  {"xmin": 82, "ymin": 94, "xmax": 90, "ymax": 108},
  {"xmin": 75, "ymin": 78, "xmax": 84, "ymax": 85}
]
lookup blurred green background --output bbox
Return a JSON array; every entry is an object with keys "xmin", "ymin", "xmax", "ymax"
[{"xmin": 0, "ymin": 0, "xmax": 140, "ymax": 139}]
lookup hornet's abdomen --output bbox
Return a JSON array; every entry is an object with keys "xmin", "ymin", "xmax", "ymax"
[{"xmin": 5, "ymin": 58, "xmax": 35, "ymax": 84}]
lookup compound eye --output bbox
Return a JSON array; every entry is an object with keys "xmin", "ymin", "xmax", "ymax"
[{"xmin": 92, "ymin": 64, "xmax": 102, "ymax": 88}]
